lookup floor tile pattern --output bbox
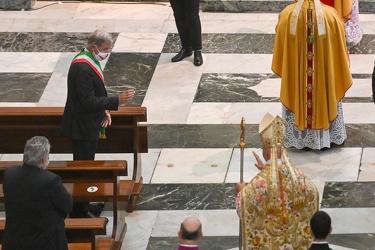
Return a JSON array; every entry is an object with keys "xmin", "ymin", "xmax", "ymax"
[{"xmin": 0, "ymin": 1, "xmax": 375, "ymax": 249}]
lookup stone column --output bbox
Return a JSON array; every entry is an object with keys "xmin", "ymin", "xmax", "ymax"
[{"xmin": 0, "ymin": 0, "xmax": 36, "ymax": 10}]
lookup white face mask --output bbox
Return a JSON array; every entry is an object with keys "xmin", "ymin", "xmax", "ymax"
[{"xmin": 94, "ymin": 45, "xmax": 109, "ymax": 61}]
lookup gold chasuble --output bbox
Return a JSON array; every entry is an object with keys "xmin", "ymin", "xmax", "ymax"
[
  {"xmin": 240, "ymin": 113, "xmax": 319, "ymax": 249},
  {"xmin": 272, "ymin": 0, "xmax": 352, "ymax": 131},
  {"xmin": 330, "ymin": 0, "xmax": 353, "ymax": 20}
]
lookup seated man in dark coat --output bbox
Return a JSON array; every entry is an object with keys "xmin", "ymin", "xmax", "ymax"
[{"xmin": 3, "ymin": 136, "xmax": 73, "ymax": 250}]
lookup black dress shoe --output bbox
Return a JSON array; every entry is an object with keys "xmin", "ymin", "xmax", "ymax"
[
  {"xmin": 171, "ymin": 47, "xmax": 193, "ymax": 62},
  {"xmin": 87, "ymin": 203, "xmax": 105, "ymax": 217},
  {"xmin": 86, "ymin": 212, "xmax": 109, "ymax": 224},
  {"xmin": 194, "ymin": 50, "xmax": 203, "ymax": 66}
]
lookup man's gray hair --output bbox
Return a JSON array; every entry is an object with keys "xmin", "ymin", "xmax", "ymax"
[
  {"xmin": 23, "ymin": 136, "xmax": 51, "ymax": 166},
  {"xmin": 86, "ymin": 29, "xmax": 113, "ymax": 47}
]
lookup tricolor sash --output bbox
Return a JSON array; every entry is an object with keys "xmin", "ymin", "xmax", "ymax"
[{"xmin": 72, "ymin": 49, "xmax": 104, "ymax": 84}]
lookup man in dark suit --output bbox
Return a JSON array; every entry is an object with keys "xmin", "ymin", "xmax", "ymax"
[
  {"xmin": 3, "ymin": 136, "xmax": 73, "ymax": 250},
  {"xmin": 61, "ymin": 29, "xmax": 135, "ymax": 161},
  {"xmin": 61, "ymin": 29, "xmax": 135, "ymax": 218},
  {"xmin": 308, "ymin": 210, "xmax": 333, "ymax": 250}
]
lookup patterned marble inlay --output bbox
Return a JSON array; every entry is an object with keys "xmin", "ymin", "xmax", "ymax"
[
  {"xmin": 345, "ymin": 124, "xmax": 375, "ymax": 147},
  {"xmin": 104, "ymin": 53, "xmax": 160, "ymax": 106},
  {"xmin": 1, "ymin": 32, "xmax": 374, "ymax": 54},
  {"xmin": 196, "ymin": 73, "xmax": 275, "ymax": 102},
  {"xmin": 0, "ymin": 32, "xmax": 119, "ymax": 52},
  {"xmin": 0, "ymin": 73, "xmax": 50, "ymax": 102},
  {"xmin": 163, "ymin": 34, "xmax": 375, "ymax": 54},
  {"xmin": 163, "ymin": 33, "xmax": 276, "ymax": 54},
  {"xmin": 349, "ymin": 35, "xmax": 375, "ymax": 54},
  {"xmin": 0, "ymin": 0, "xmax": 35, "ymax": 10},
  {"xmin": 194, "ymin": 72, "xmax": 371, "ymax": 103},
  {"xmin": 322, "ymin": 182, "xmax": 375, "ymax": 208},
  {"xmin": 137, "ymin": 184, "xmax": 236, "ymax": 210}
]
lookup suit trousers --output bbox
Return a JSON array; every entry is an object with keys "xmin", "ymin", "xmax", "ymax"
[
  {"xmin": 70, "ymin": 138, "xmax": 98, "ymax": 218},
  {"xmin": 71, "ymin": 138, "xmax": 98, "ymax": 160},
  {"xmin": 170, "ymin": 0, "xmax": 202, "ymax": 50}
]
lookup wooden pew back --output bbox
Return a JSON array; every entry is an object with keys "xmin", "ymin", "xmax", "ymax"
[
  {"xmin": 0, "ymin": 218, "xmax": 111, "ymax": 250},
  {"xmin": 0, "ymin": 106, "xmax": 147, "ymax": 203},
  {"xmin": 0, "ymin": 160, "xmax": 127, "ymax": 250},
  {"xmin": 0, "ymin": 106, "xmax": 147, "ymax": 154}
]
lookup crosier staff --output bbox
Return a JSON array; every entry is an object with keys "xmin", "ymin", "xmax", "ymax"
[{"xmin": 239, "ymin": 117, "xmax": 246, "ymax": 250}]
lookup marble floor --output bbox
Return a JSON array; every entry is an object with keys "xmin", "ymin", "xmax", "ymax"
[{"xmin": 1, "ymin": 1, "xmax": 375, "ymax": 249}]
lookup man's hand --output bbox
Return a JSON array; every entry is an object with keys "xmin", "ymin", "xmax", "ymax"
[
  {"xmin": 236, "ymin": 181, "xmax": 246, "ymax": 193},
  {"xmin": 119, "ymin": 89, "xmax": 135, "ymax": 104},
  {"xmin": 101, "ymin": 110, "xmax": 112, "ymax": 128},
  {"xmin": 253, "ymin": 150, "xmax": 266, "ymax": 170}
]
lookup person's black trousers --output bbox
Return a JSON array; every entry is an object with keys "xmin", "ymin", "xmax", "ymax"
[
  {"xmin": 71, "ymin": 138, "xmax": 98, "ymax": 161},
  {"xmin": 170, "ymin": 0, "xmax": 202, "ymax": 50},
  {"xmin": 70, "ymin": 138, "xmax": 99, "ymax": 218}
]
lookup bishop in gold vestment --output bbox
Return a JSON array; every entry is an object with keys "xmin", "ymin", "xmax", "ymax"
[
  {"xmin": 236, "ymin": 113, "xmax": 319, "ymax": 249},
  {"xmin": 272, "ymin": 0, "xmax": 352, "ymax": 150}
]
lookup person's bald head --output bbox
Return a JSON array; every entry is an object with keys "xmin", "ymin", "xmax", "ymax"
[{"xmin": 178, "ymin": 216, "xmax": 203, "ymax": 242}]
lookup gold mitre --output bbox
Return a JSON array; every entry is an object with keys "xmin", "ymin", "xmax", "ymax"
[{"xmin": 259, "ymin": 113, "xmax": 285, "ymax": 147}]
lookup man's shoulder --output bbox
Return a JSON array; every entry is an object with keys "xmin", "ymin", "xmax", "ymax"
[
  {"xmin": 4, "ymin": 165, "xmax": 22, "ymax": 174},
  {"xmin": 69, "ymin": 60, "xmax": 92, "ymax": 71},
  {"xmin": 308, "ymin": 243, "xmax": 332, "ymax": 250}
]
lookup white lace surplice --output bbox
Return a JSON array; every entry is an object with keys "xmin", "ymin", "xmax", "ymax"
[
  {"xmin": 346, "ymin": 0, "xmax": 363, "ymax": 48},
  {"xmin": 282, "ymin": 102, "xmax": 347, "ymax": 150}
]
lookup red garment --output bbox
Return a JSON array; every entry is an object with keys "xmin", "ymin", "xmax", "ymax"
[{"xmin": 321, "ymin": 0, "xmax": 335, "ymax": 6}]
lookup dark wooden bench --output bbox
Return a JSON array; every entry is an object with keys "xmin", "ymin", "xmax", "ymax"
[
  {"xmin": 0, "ymin": 160, "xmax": 128, "ymax": 250},
  {"xmin": 0, "ymin": 106, "xmax": 148, "ymax": 212},
  {"xmin": 0, "ymin": 218, "xmax": 111, "ymax": 250}
]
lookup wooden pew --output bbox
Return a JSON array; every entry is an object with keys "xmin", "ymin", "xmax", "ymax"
[
  {"xmin": 0, "ymin": 218, "xmax": 111, "ymax": 250},
  {"xmin": 0, "ymin": 106, "xmax": 148, "ymax": 212},
  {"xmin": 0, "ymin": 160, "xmax": 127, "ymax": 250}
]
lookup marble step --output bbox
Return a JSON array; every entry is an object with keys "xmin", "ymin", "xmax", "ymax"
[
  {"xmin": 34, "ymin": 0, "xmax": 375, "ymax": 13},
  {"xmin": 2, "ymin": 0, "xmax": 367, "ymax": 12}
]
